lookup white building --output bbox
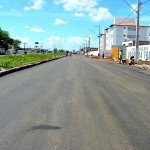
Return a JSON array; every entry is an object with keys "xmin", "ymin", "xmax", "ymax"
[
  {"xmin": 100, "ymin": 34, "xmax": 106, "ymax": 55},
  {"xmin": 104, "ymin": 18, "xmax": 150, "ymax": 51}
]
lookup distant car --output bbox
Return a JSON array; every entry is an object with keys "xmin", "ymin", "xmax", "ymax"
[{"xmin": 0, "ymin": 48, "xmax": 6, "ymax": 55}]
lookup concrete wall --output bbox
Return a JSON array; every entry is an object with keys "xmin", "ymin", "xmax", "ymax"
[{"xmin": 127, "ymin": 45, "xmax": 150, "ymax": 61}]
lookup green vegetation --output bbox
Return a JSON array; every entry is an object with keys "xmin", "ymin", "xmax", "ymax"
[
  {"xmin": 0, "ymin": 28, "xmax": 21, "ymax": 52},
  {"xmin": 0, "ymin": 53, "xmax": 64, "ymax": 69}
]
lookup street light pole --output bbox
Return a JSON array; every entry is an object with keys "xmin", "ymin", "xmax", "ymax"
[{"xmin": 95, "ymin": 26, "xmax": 101, "ymax": 57}]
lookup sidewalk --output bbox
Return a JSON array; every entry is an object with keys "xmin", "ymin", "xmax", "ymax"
[{"xmin": 98, "ymin": 57, "xmax": 150, "ymax": 71}]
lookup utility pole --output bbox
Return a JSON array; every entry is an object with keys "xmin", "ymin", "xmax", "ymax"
[
  {"xmin": 23, "ymin": 43, "xmax": 27, "ymax": 53},
  {"xmin": 83, "ymin": 43, "xmax": 85, "ymax": 54},
  {"xmin": 95, "ymin": 26, "xmax": 101, "ymax": 57},
  {"xmin": 85, "ymin": 40, "xmax": 87, "ymax": 56},
  {"xmin": 135, "ymin": 0, "xmax": 140, "ymax": 61},
  {"xmin": 88, "ymin": 36, "xmax": 91, "ymax": 50},
  {"xmin": 86, "ymin": 36, "xmax": 91, "ymax": 56}
]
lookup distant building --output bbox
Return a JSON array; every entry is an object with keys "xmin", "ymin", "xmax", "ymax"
[
  {"xmin": 88, "ymin": 47, "xmax": 98, "ymax": 56},
  {"xmin": 102, "ymin": 18, "xmax": 150, "ymax": 52}
]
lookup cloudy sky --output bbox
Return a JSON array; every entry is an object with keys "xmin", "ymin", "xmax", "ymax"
[{"xmin": 0, "ymin": 0, "xmax": 150, "ymax": 50}]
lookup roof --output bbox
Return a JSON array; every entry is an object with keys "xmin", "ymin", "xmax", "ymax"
[{"xmin": 110, "ymin": 23, "xmax": 150, "ymax": 27}]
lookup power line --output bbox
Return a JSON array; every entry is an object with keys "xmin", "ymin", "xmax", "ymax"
[
  {"xmin": 141, "ymin": 10, "xmax": 150, "ymax": 15},
  {"xmin": 109, "ymin": 0, "xmax": 123, "ymax": 14},
  {"xmin": 117, "ymin": 10, "xmax": 136, "ymax": 25},
  {"xmin": 108, "ymin": 0, "xmax": 120, "ymax": 12},
  {"xmin": 122, "ymin": 0, "xmax": 137, "ymax": 11},
  {"xmin": 105, "ymin": 10, "xmax": 136, "ymax": 35},
  {"xmin": 111, "ymin": 2, "xmax": 124, "ymax": 15},
  {"xmin": 141, "ymin": 0, "xmax": 150, "ymax": 5}
]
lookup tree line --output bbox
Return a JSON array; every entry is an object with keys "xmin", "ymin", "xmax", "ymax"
[{"xmin": 0, "ymin": 27, "xmax": 21, "ymax": 53}]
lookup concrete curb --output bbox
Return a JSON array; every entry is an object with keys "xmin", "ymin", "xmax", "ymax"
[{"xmin": 0, "ymin": 57, "xmax": 63, "ymax": 77}]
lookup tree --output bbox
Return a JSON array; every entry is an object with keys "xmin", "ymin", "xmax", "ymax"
[
  {"xmin": 0, "ymin": 28, "xmax": 21, "ymax": 53},
  {"xmin": 0, "ymin": 30, "xmax": 10, "ymax": 43},
  {"xmin": 53, "ymin": 48, "xmax": 58, "ymax": 53},
  {"xmin": 14, "ymin": 39, "xmax": 22, "ymax": 49},
  {"xmin": 0, "ymin": 29, "xmax": 11, "ymax": 52}
]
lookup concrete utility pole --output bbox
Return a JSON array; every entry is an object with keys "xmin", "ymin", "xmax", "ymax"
[
  {"xmin": 86, "ymin": 36, "xmax": 91, "ymax": 56},
  {"xmin": 23, "ymin": 43, "xmax": 27, "ymax": 53},
  {"xmin": 95, "ymin": 26, "xmax": 101, "ymax": 56},
  {"xmin": 85, "ymin": 40, "xmax": 87, "ymax": 55},
  {"xmin": 88, "ymin": 36, "xmax": 91, "ymax": 50},
  {"xmin": 135, "ymin": 0, "xmax": 140, "ymax": 61},
  {"xmin": 83, "ymin": 43, "xmax": 86, "ymax": 54}
]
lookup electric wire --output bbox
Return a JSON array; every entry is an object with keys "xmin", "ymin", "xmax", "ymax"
[
  {"xmin": 105, "ymin": 10, "xmax": 136, "ymax": 35},
  {"xmin": 122, "ymin": 0, "xmax": 137, "ymax": 11},
  {"xmin": 141, "ymin": 0, "xmax": 150, "ymax": 5},
  {"xmin": 111, "ymin": 2, "xmax": 124, "ymax": 15},
  {"xmin": 109, "ymin": 0, "xmax": 123, "ymax": 14},
  {"xmin": 87, "ymin": 1, "xmax": 149, "ymax": 48},
  {"xmin": 141, "ymin": 10, "xmax": 150, "ymax": 15}
]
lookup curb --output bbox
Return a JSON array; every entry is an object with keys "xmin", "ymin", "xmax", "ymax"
[{"xmin": 0, "ymin": 57, "xmax": 62, "ymax": 77}]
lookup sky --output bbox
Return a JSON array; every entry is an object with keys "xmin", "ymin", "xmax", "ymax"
[{"xmin": 0, "ymin": 0, "xmax": 150, "ymax": 51}]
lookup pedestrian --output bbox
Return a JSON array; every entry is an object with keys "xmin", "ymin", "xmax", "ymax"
[
  {"xmin": 129, "ymin": 56, "xmax": 134, "ymax": 65},
  {"xmin": 70, "ymin": 53, "xmax": 72, "ymax": 57},
  {"xmin": 102, "ymin": 53, "xmax": 104, "ymax": 59},
  {"xmin": 119, "ymin": 54, "xmax": 122, "ymax": 64}
]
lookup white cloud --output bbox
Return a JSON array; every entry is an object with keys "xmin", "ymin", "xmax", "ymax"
[
  {"xmin": 44, "ymin": 35, "xmax": 83, "ymax": 50},
  {"xmin": 130, "ymin": 4, "xmax": 137, "ymax": 16},
  {"xmin": 55, "ymin": 0, "xmax": 97, "ymax": 11},
  {"xmin": 24, "ymin": 0, "xmax": 45, "ymax": 10},
  {"xmin": 45, "ymin": 35, "xmax": 61, "ymax": 44},
  {"xmin": 131, "ymin": 4, "xmax": 137, "ymax": 11},
  {"xmin": 54, "ymin": 0, "xmax": 113, "ymax": 22},
  {"xmin": 53, "ymin": 18, "xmax": 66, "ymax": 25},
  {"xmin": 29, "ymin": 27, "xmax": 44, "ymax": 32},
  {"xmin": 14, "ymin": 36, "xmax": 30, "ymax": 44},
  {"xmin": 89, "ymin": 7, "xmax": 113, "ymax": 22}
]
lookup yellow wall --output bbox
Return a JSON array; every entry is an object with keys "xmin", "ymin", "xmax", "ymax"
[{"xmin": 111, "ymin": 47, "xmax": 119, "ymax": 59}]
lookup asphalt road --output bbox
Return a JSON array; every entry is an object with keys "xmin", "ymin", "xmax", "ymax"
[{"xmin": 0, "ymin": 55, "xmax": 150, "ymax": 150}]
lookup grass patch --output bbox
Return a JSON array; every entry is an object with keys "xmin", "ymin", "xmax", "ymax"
[{"xmin": 0, "ymin": 53, "xmax": 64, "ymax": 69}]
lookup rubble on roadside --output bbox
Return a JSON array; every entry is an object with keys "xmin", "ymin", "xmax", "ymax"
[
  {"xmin": 135, "ymin": 64, "xmax": 150, "ymax": 70},
  {"xmin": 100, "ymin": 57, "xmax": 150, "ymax": 70}
]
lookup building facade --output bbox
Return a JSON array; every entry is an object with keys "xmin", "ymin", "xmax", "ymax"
[{"xmin": 102, "ymin": 18, "xmax": 150, "ymax": 52}]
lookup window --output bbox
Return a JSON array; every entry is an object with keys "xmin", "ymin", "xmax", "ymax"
[
  {"xmin": 127, "ymin": 26, "xmax": 136, "ymax": 31},
  {"xmin": 129, "ymin": 43, "xmax": 133, "ymax": 46},
  {"xmin": 127, "ymin": 35, "xmax": 136, "ymax": 38}
]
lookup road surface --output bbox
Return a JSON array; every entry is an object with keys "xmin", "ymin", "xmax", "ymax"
[{"xmin": 0, "ymin": 55, "xmax": 150, "ymax": 150}]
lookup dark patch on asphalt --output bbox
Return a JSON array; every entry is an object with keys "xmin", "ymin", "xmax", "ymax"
[{"xmin": 30, "ymin": 124, "xmax": 61, "ymax": 130}]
